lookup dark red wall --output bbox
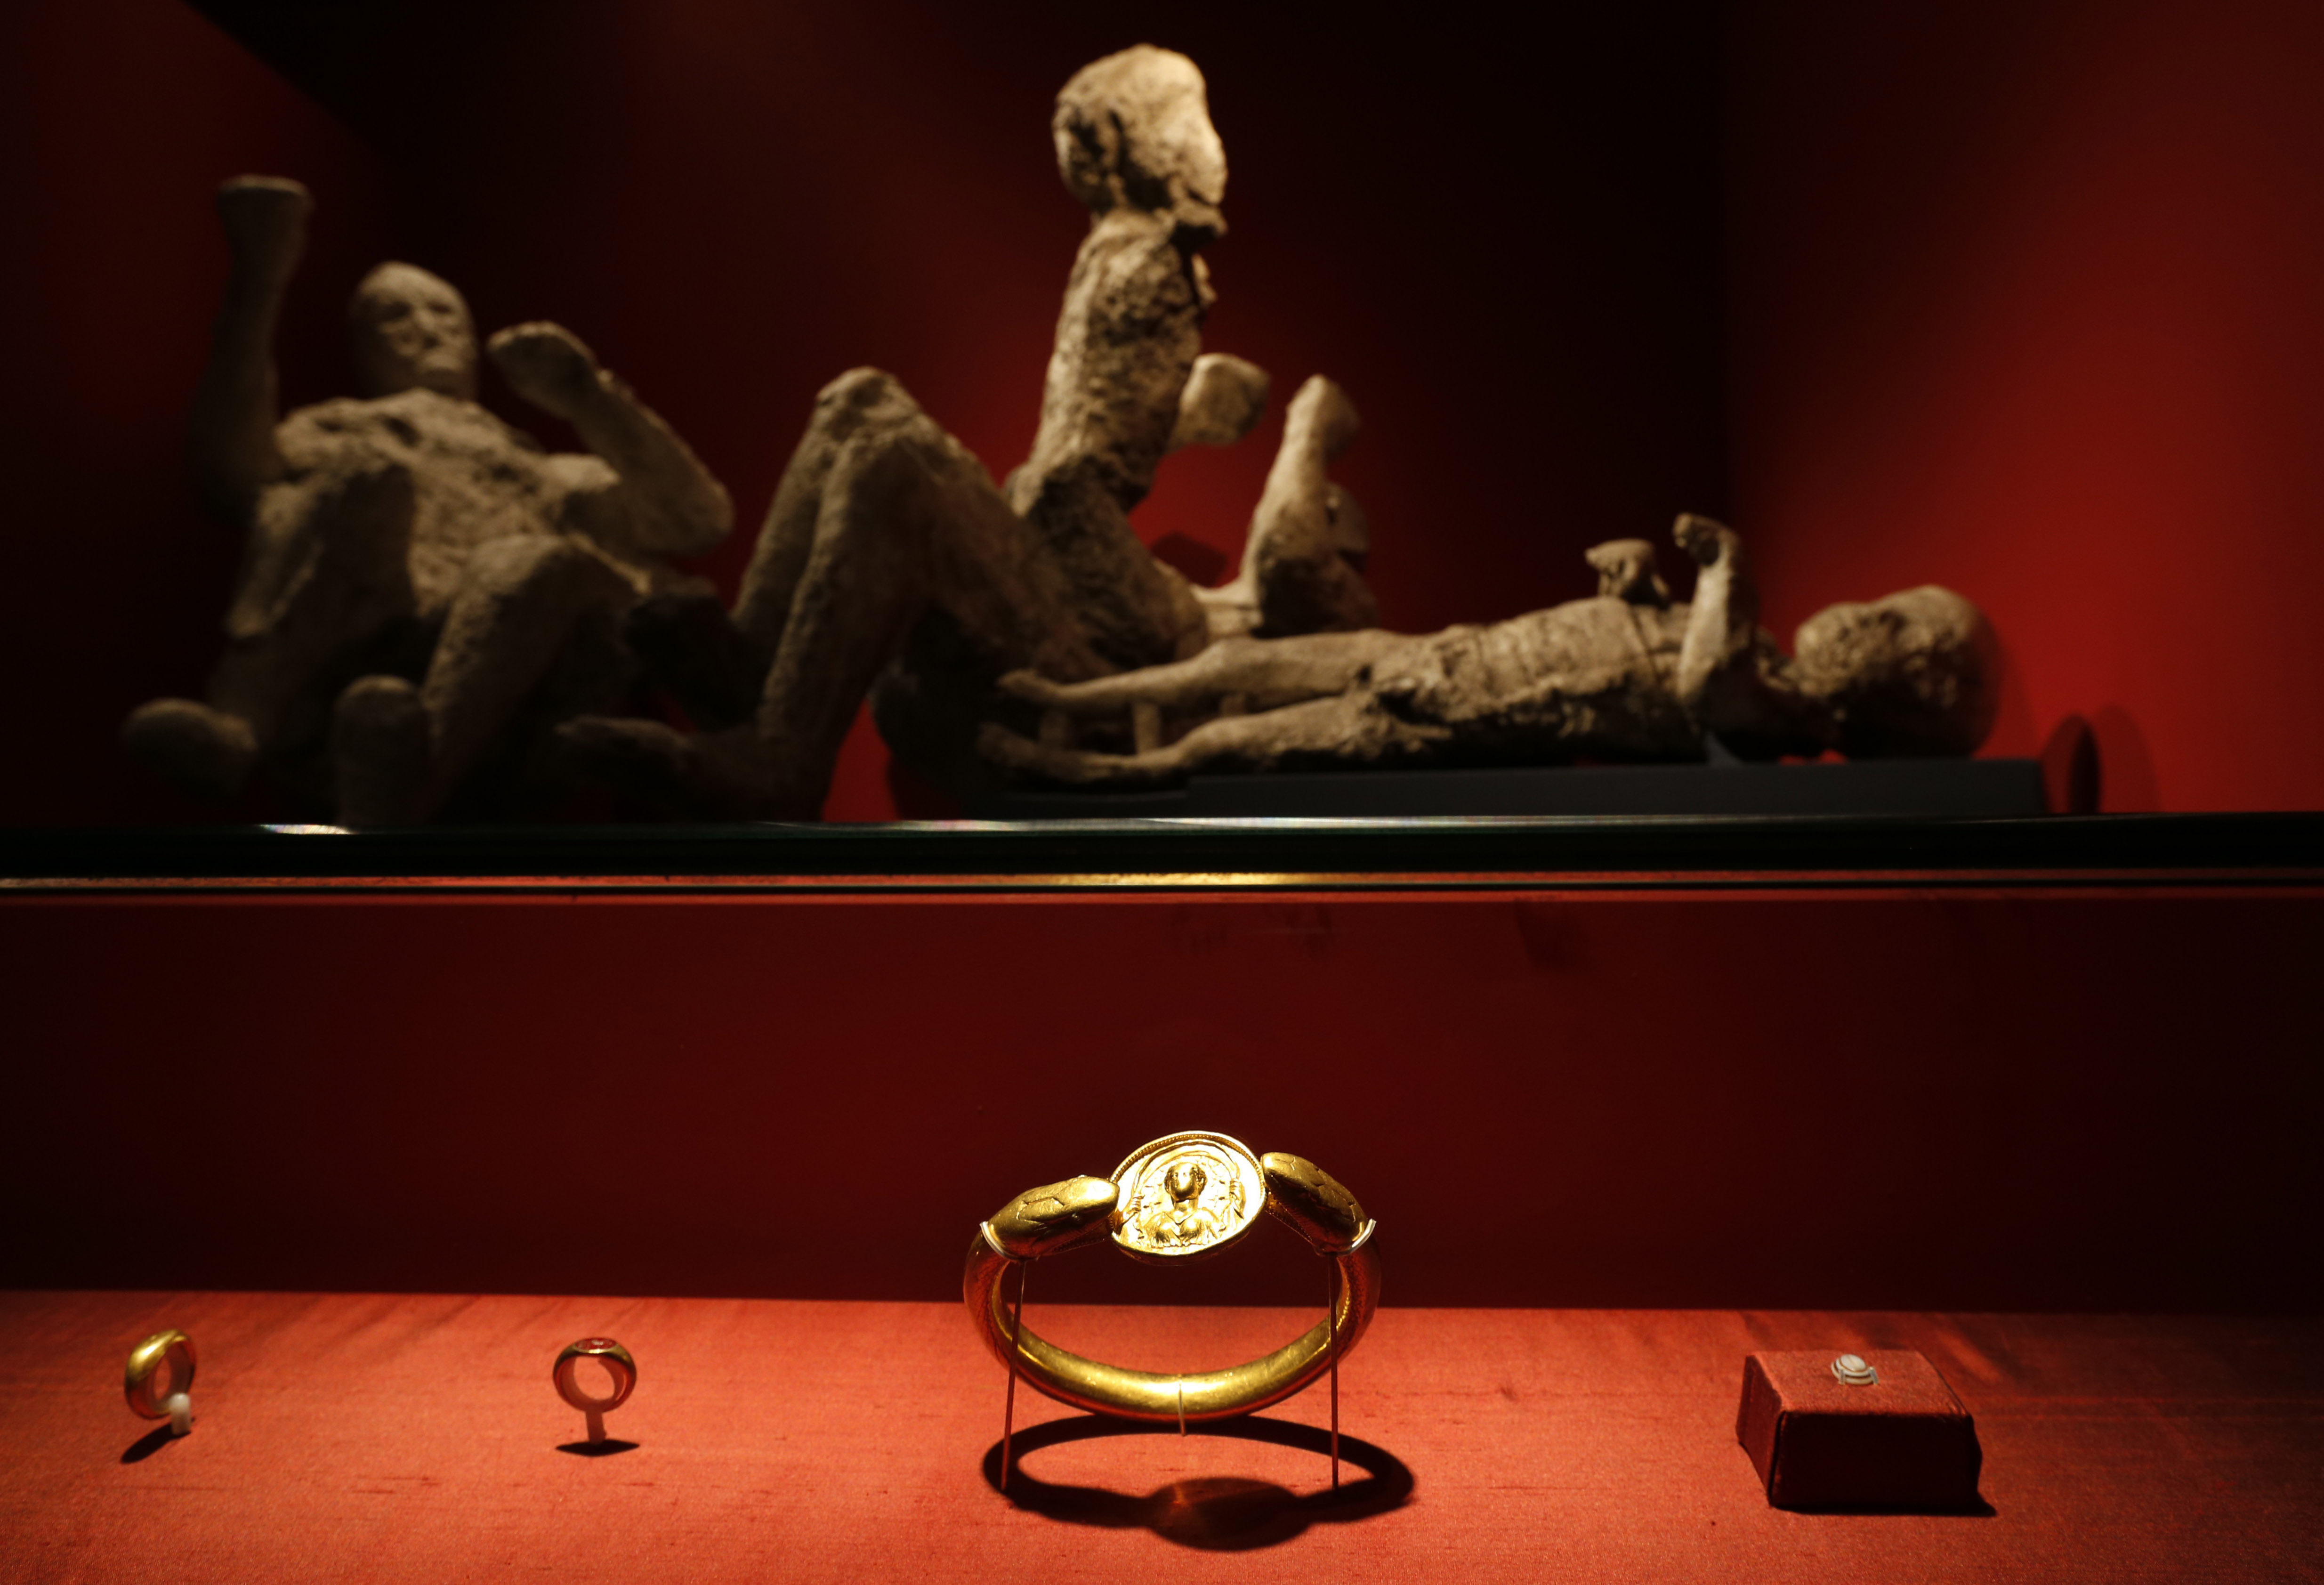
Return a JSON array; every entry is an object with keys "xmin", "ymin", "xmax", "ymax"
[
  {"xmin": 1724, "ymin": 0, "xmax": 2324, "ymax": 811},
  {"xmin": 7, "ymin": 884, "xmax": 2316, "ymax": 1311},
  {"xmin": 1, "ymin": 1, "xmax": 396, "ymax": 826}
]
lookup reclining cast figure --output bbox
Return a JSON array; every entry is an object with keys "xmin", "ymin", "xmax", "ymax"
[
  {"xmin": 564, "ymin": 45, "xmax": 1377, "ymax": 817},
  {"xmin": 979, "ymin": 515, "xmax": 2002, "ymax": 786},
  {"xmin": 122, "ymin": 177, "xmax": 732, "ymax": 823}
]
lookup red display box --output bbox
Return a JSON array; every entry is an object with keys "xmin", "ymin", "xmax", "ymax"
[{"xmin": 1738, "ymin": 1349, "xmax": 1984, "ymax": 1510}]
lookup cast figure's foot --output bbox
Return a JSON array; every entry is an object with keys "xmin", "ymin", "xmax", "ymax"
[
  {"xmin": 121, "ymin": 699, "xmax": 259, "ymax": 801},
  {"xmin": 331, "ymin": 675, "xmax": 431, "ymax": 826},
  {"xmin": 1297, "ymin": 375, "xmax": 1361, "ymax": 462},
  {"xmin": 977, "ymin": 720, "xmax": 1184, "ymax": 789},
  {"xmin": 623, "ymin": 591, "xmax": 764, "ymax": 731},
  {"xmin": 1586, "ymin": 539, "xmax": 1673, "ymax": 607},
  {"xmin": 555, "ymin": 718, "xmax": 811, "ymax": 819}
]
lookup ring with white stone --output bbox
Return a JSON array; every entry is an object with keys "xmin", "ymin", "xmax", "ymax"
[{"xmin": 125, "ymin": 1329, "xmax": 197, "ymax": 1435}]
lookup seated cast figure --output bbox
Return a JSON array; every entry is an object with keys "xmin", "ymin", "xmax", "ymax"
[
  {"xmin": 122, "ymin": 176, "xmax": 732, "ymax": 823},
  {"xmin": 979, "ymin": 515, "xmax": 2003, "ymax": 787},
  {"xmin": 564, "ymin": 45, "xmax": 1375, "ymax": 817}
]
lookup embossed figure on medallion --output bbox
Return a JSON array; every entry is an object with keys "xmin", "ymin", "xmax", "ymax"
[
  {"xmin": 1110, "ymin": 1132, "xmax": 1266, "ymax": 1262},
  {"xmin": 1134, "ymin": 1157, "xmax": 1232, "ymax": 1250}
]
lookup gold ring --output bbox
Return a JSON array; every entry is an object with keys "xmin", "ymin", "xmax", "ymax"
[
  {"xmin": 125, "ymin": 1329, "xmax": 196, "ymax": 1421},
  {"xmin": 964, "ymin": 1130, "xmax": 1379, "ymax": 1423},
  {"xmin": 553, "ymin": 1337, "xmax": 637, "ymax": 1444}
]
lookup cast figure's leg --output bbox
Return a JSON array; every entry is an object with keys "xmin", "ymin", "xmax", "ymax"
[
  {"xmin": 732, "ymin": 369, "xmax": 920, "ymax": 669},
  {"xmin": 566, "ymin": 370, "xmax": 1102, "ymax": 817},
  {"xmin": 609, "ymin": 369, "xmax": 932, "ymax": 744},
  {"xmin": 754, "ymin": 397, "xmax": 1097, "ymax": 816},
  {"xmin": 980, "ymin": 688, "xmax": 1448, "ymax": 789},
  {"xmin": 554, "ymin": 370, "xmax": 934, "ymax": 815},
  {"xmin": 1239, "ymin": 377, "xmax": 1377, "ymax": 637},
  {"xmin": 332, "ymin": 535, "xmax": 629, "ymax": 824},
  {"xmin": 999, "ymin": 630, "xmax": 1404, "ymax": 717},
  {"xmin": 123, "ymin": 458, "xmax": 417, "ymax": 799}
]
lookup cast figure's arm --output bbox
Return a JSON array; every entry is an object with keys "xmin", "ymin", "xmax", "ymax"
[
  {"xmin": 1167, "ymin": 353, "xmax": 1270, "ymax": 454},
  {"xmin": 1205, "ymin": 375, "xmax": 1376, "ymax": 638},
  {"xmin": 189, "ymin": 177, "xmax": 311, "ymax": 519},
  {"xmin": 1672, "ymin": 514, "xmax": 1833, "ymax": 757},
  {"xmin": 487, "ymin": 322, "xmax": 733, "ymax": 559}
]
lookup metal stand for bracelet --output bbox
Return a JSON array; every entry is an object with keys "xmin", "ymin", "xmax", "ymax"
[
  {"xmin": 1002, "ymin": 1258, "xmax": 1027, "ymax": 1490},
  {"xmin": 1326, "ymin": 1256, "xmax": 1340, "ymax": 1491}
]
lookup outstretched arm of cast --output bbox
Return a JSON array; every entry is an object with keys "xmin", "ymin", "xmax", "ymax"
[
  {"xmin": 488, "ymin": 321, "xmax": 734, "ymax": 559},
  {"xmin": 189, "ymin": 176, "xmax": 310, "ymax": 518},
  {"xmin": 1672, "ymin": 513, "xmax": 1833, "ymax": 758}
]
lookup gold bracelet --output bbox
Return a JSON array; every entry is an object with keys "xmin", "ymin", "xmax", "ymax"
[{"xmin": 963, "ymin": 1130, "xmax": 1379, "ymax": 1424}]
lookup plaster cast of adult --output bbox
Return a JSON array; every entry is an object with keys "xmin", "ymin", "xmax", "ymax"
[
  {"xmin": 979, "ymin": 515, "xmax": 2002, "ymax": 786},
  {"xmin": 563, "ymin": 45, "xmax": 1374, "ymax": 817},
  {"xmin": 121, "ymin": 176, "xmax": 732, "ymax": 823}
]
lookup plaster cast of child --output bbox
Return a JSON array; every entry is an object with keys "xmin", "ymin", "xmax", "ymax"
[{"xmin": 979, "ymin": 516, "xmax": 2001, "ymax": 785}]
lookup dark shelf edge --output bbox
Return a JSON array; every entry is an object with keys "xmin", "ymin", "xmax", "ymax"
[{"xmin": 2, "ymin": 813, "xmax": 2321, "ymax": 885}]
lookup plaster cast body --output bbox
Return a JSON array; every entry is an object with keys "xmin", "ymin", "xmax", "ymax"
[
  {"xmin": 564, "ymin": 45, "xmax": 1371, "ymax": 816},
  {"xmin": 122, "ymin": 177, "xmax": 731, "ymax": 823},
  {"xmin": 980, "ymin": 517, "xmax": 2002, "ymax": 787},
  {"xmin": 563, "ymin": 43, "xmax": 1992, "ymax": 816}
]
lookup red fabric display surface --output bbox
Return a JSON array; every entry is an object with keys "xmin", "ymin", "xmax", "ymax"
[
  {"xmin": 1737, "ymin": 1350, "xmax": 1983, "ymax": 1510},
  {"xmin": 2, "ymin": 1292, "xmax": 2319, "ymax": 1583}
]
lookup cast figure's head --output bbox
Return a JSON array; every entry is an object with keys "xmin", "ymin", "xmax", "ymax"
[
  {"xmin": 1165, "ymin": 1159, "xmax": 1208, "ymax": 1205},
  {"xmin": 349, "ymin": 262, "xmax": 478, "ymax": 400},
  {"xmin": 1794, "ymin": 586, "xmax": 2001, "ymax": 757},
  {"xmin": 1054, "ymin": 46, "xmax": 1227, "ymax": 232}
]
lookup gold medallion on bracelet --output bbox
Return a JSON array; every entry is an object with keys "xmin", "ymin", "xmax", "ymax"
[{"xmin": 1112, "ymin": 1130, "xmax": 1267, "ymax": 1261}]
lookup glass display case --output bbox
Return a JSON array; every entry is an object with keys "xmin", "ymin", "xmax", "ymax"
[{"xmin": 5, "ymin": 813, "xmax": 2320, "ymax": 1577}]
